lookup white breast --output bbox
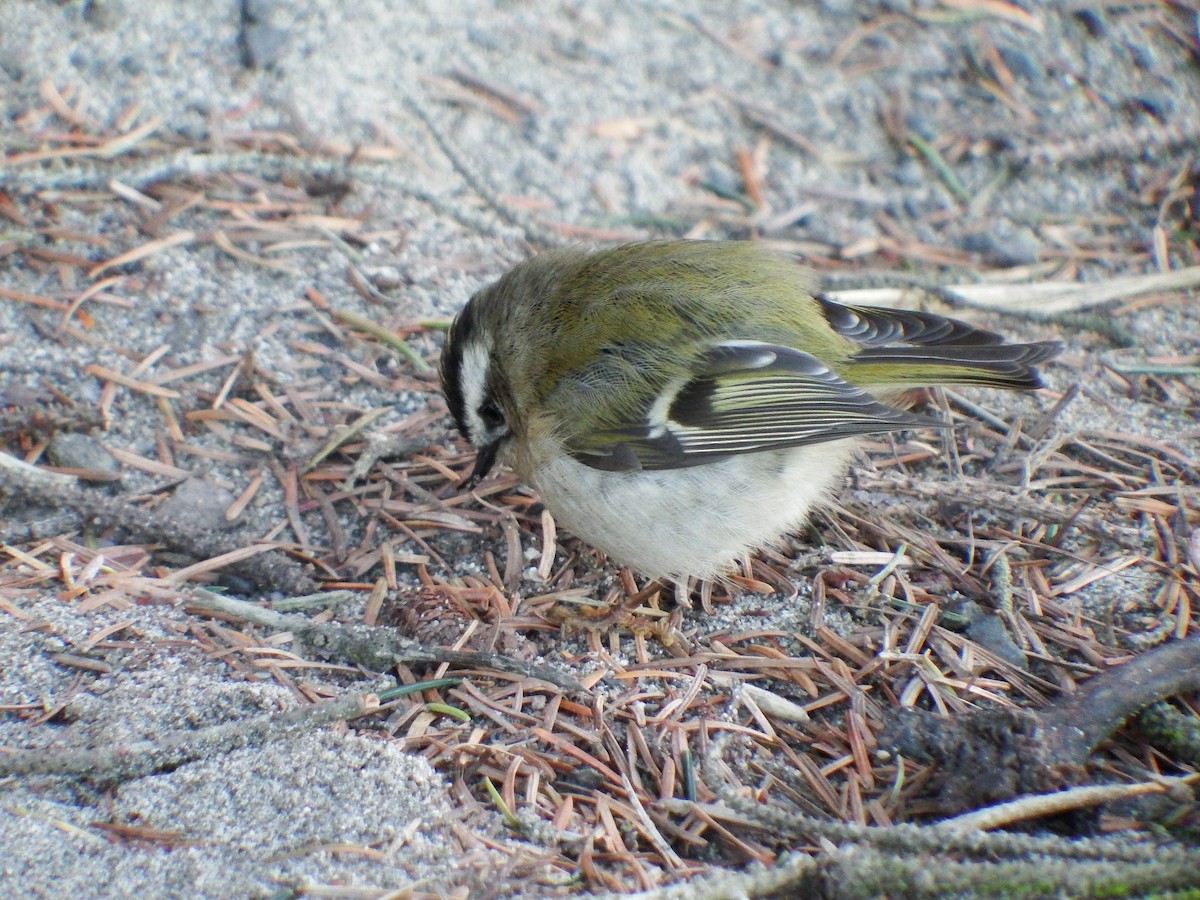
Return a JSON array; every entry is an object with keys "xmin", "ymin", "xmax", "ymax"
[{"xmin": 523, "ymin": 437, "xmax": 856, "ymax": 580}]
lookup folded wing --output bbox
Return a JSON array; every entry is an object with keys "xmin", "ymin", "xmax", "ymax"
[{"xmin": 569, "ymin": 341, "xmax": 938, "ymax": 472}]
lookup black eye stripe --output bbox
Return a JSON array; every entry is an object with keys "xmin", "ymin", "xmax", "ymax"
[
  {"xmin": 439, "ymin": 301, "xmax": 477, "ymax": 438},
  {"xmin": 478, "ymin": 398, "xmax": 505, "ymax": 429}
]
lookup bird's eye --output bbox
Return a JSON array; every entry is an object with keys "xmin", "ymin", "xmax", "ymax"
[{"xmin": 478, "ymin": 399, "xmax": 505, "ymax": 430}]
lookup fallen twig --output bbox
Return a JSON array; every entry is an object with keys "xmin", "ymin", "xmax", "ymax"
[
  {"xmin": 0, "ymin": 452, "xmax": 317, "ymax": 595},
  {"xmin": 186, "ymin": 588, "xmax": 587, "ymax": 693},
  {"xmin": 0, "ymin": 691, "xmax": 378, "ymax": 782}
]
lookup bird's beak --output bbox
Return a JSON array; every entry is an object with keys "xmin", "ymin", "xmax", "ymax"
[{"xmin": 463, "ymin": 440, "xmax": 500, "ymax": 490}]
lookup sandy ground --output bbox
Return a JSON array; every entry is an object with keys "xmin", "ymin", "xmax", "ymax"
[{"xmin": 2, "ymin": 1, "xmax": 1199, "ymax": 897}]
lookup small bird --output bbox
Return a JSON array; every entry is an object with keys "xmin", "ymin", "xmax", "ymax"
[{"xmin": 440, "ymin": 240, "xmax": 1059, "ymax": 582}]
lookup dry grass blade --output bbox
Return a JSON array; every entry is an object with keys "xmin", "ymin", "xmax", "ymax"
[{"xmin": 824, "ymin": 266, "xmax": 1200, "ymax": 317}]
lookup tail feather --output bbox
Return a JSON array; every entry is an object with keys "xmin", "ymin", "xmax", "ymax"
[
  {"xmin": 818, "ymin": 296, "xmax": 1060, "ymax": 390},
  {"xmin": 845, "ymin": 340, "xmax": 1062, "ymax": 390}
]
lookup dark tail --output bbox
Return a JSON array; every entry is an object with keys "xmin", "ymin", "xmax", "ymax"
[
  {"xmin": 819, "ymin": 296, "xmax": 1061, "ymax": 390},
  {"xmin": 845, "ymin": 341, "xmax": 1062, "ymax": 389}
]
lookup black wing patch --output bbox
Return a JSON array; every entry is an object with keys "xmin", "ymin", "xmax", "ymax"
[{"xmin": 569, "ymin": 341, "xmax": 940, "ymax": 472}]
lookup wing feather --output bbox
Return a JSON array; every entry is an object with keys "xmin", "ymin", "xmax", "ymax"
[
  {"xmin": 817, "ymin": 297, "xmax": 1005, "ymax": 346},
  {"xmin": 569, "ymin": 341, "xmax": 939, "ymax": 472}
]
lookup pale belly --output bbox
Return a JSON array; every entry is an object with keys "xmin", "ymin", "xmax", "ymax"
[{"xmin": 522, "ymin": 439, "xmax": 856, "ymax": 580}]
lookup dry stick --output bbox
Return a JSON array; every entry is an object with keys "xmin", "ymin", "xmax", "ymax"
[
  {"xmin": 0, "ymin": 146, "xmax": 345, "ymax": 192},
  {"xmin": 663, "ymin": 634, "xmax": 1200, "ymax": 896},
  {"xmin": 0, "ymin": 134, "xmax": 532, "ymax": 253},
  {"xmin": 658, "ymin": 789, "xmax": 1183, "ymax": 868},
  {"xmin": 1038, "ymin": 636, "xmax": 1200, "ymax": 761},
  {"xmin": 0, "ymin": 396, "xmax": 106, "ymax": 441},
  {"xmin": 622, "ymin": 850, "xmax": 822, "ymax": 900},
  {"xmin": 186, "ymin": 588, "xmax": 586, "ymax": 693},
  {"xmin": 822, "ymin": 265, "xmax": 1200, "ymax": 320},
  {"xmin": 941, "ymin": 777, "xmax": 1196, "ymax": 834},
  {"xmin": 653, "ymin": 735, "xmax": 1200, "ymax": 900},
  {"xmin": 622, "ymin": 841, "xmax": 1200, "ymax": 900},
  {"xmin": 876, "ymin": 637, "xmax": 1200, "ymax": 814},
  {"xmin": 401, "ymin": 91, "xmax": 566, "ymax": 250},
  {"xmin": 805, "ymin": 848, "xmax": 1200, "ymax": 900},
  {"xmin": 0, "ymin": 692, "xmax": 378, "ymax": 782},
  {"xmin": 0, "ymin": 452, "xmax": 317, "ymax": 595},
  {"xmin": 1009, "ymin": 117, "xmax": 1200, "ymax": 169}
]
